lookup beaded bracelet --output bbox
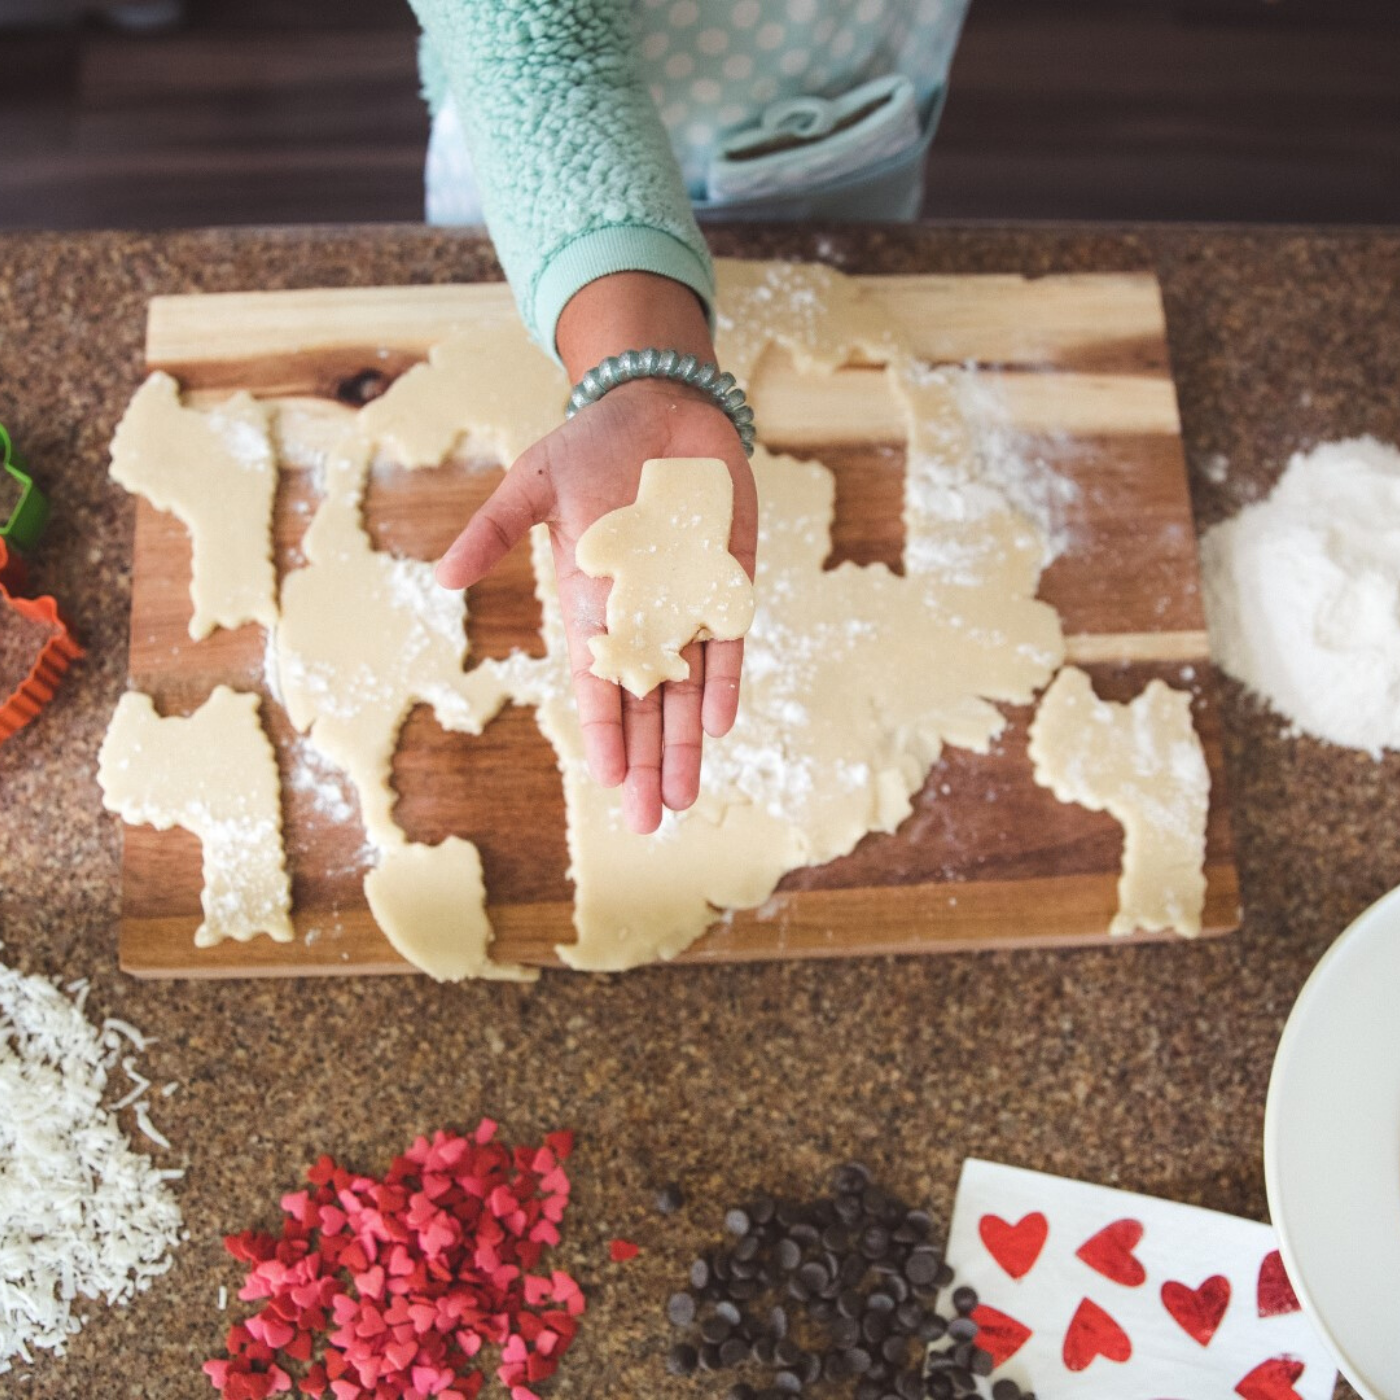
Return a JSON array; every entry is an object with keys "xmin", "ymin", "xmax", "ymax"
[{"xmin": 565, "ymin": 349, "xmax": 757, "ymax": 458}]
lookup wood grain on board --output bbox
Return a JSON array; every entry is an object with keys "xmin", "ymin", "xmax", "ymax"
[{"xmin": 120, "ymin": 270, "xmax": 1238, "ymax": 977}]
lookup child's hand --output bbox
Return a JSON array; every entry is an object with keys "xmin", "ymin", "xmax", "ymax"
[{"xmin": 436, "ymin": 373, "xmax": 757, "ymax": 835}]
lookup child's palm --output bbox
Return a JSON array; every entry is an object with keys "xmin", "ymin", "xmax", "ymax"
[{"xmin": 436, "ymin": 377, "xmax": 758, "ymax": 833}]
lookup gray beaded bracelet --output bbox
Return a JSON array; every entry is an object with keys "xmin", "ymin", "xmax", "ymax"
[{"xmin": 565, "ymin": 348, "xmax": 757, "ymax": 457}]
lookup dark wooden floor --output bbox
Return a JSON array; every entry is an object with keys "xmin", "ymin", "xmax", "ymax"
[{"xmin": 1, "ymin": 0, "xmax": 1398, "ymax": 231}]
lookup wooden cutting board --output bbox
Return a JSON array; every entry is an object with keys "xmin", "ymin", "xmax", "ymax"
[{"xmin": 119, "ymin": 271, "xmax": 1238, "ymax": 978}]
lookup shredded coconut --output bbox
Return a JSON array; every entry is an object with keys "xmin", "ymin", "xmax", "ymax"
[
  {"xmin": 1201, "ymin": 436, "xmax": 1400, "ymax": 756},
  {"xmin": 0, "ymin": 955, "xmax": 183, "ymax": 1374}
]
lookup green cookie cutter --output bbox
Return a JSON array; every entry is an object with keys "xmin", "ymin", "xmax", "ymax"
[{"xmin": 1, "ymin": 423, "xmax": 50, "ymax": 553}]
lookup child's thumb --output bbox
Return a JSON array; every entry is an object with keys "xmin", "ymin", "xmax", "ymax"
[{"xmin": 434, "ymin": 452, "xmax": 547, "ymax": 589}]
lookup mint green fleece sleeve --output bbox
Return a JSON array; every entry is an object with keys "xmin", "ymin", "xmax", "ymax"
[{"xmin": 408, "ymin": 0, "xmax": 714, "ymax": 359}]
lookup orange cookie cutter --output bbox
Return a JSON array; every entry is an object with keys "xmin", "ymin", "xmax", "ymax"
[{"xmin": 0, "ymin": 535, "xmax": 84, "ymax": 743}]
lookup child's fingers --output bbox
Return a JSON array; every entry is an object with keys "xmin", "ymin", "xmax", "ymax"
[
  {"xmin": 435, "ymin": 454, "xmax": 549, "ymax": 589},
  {"xmin": 701, "ymin": 637, "xmax": 744, "ymax": 738},
  {"xmin": 622, "ymin": 688, "xmax": 664, "ymax": 834},
  {"xmin": 661, "ymin": 643, "xmax": 704, "ymax": 812},
  {"xmin": 552, "ymin": 544, "xmax": 627, "ymax": 787},
  {"xmin": 727, "ymin": 456, "xmax": 759, "ymax": 583}
]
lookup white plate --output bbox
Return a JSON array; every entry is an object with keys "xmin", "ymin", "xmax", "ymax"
[{"xmin": 1264, "ymin": 884, "xmax": 1400, "ymax": 1400}]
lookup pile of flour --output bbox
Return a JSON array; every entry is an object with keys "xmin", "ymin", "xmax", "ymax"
[{"xmin": 1201, "ymin": 436, "xmax": 1400, "ymax": 756}]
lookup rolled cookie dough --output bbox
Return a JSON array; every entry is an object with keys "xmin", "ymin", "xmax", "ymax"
[
  {"xmin": 1028, "ymin": 666, "xmax": 1209, "ymax": 937},
  {"xmin": 575, "ymin": 457, "xmax": 754, "ymax": 698},
  {"xmin": 97, "ymin": 686, "xmax": 293, "ymax": 947},
  {"xmin": 363, "ymin": 838, "xmax": 536, "ymax": 983},
  {"xmin": 109, "ymin": 372, "xmax": 278, "ymax": 640},
  {"xmin": 273, "ymin": 432, "xmax": 507, "ymax": 850}
]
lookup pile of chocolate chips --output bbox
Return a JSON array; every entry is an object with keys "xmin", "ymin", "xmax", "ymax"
[{"xmin": 663, "ymin": 1164, "xmax": 1036, "ymax": 1400}]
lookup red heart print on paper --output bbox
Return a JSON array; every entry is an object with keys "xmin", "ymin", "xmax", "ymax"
[
  {"xmin": 971, "ymin": 1303, "xmax": 1032, "ymax": 1367},
  {"xmin": 1062, "ymin": 1297, "xmax": 1133, "ymax": 1372},
  {"xmin": 1235, "ymin": 1355, "xmax": 1306, "ymax": 1400},
  {"xmin": 1161, "ymin": 1274, "xmax": 1230, "ymax": 1346},
  {"xmin": 1257, "ymin": 1250, "xmax": 1302, "ymax": 1317},
  {"xmin": 978, "ymin": 1211, "xmax": 1048, "ymax": 1280},
  {"xmin": 1075, "ymin": 1217, "xmax": 1147, "ymax": 1286}
]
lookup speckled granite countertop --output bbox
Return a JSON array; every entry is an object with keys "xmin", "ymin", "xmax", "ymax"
[{"xmin": 1, "ymin": 224, "xmax": 1396, "ymax": 1399}]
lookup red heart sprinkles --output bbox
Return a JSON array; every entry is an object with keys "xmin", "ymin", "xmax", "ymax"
[
  {"xmin": 202, "ymin": 1121, "xmax": 582, "ymax": 1400},
  {"xmin": 1161, "ymin": 1274, "xmax": 1230, "ymax": 1346},
  {"xmin": 978, "ymin": 1211, "xmax": 1048, "ymax": 1280},
  {"xmin": 1235, "ymin": 1354, "xmax": 1307, "ymax": 1400},
  {"xmin": 1256, "ymin": 1250, "xmax": 1302, "ymax": 1317},
  {"xmin": 1061, "ymin": 1296, "xmax": 1132, "ymax": 1372},
  {"xmin": 1075, "ymin": 1218, "xmax": 1147, "ymax": 1287}
]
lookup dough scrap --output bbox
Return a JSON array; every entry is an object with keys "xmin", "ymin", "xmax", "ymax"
[
  {"xmin": 363, "ymin": 838, "xmax": 536, "ymax": 983},
  {"xmin": 503, "ymin": 434, "xmax": 1064, "ymax": 971},
  {"xmin": 1028, "ymin": 666, "xmax": 1209, "ymax": 937},
  {"xmin": 109, "ymin": 371, "xmax": 278, "ymax": 639},
  {"xmin": 357, "ymin": 315, "xmax": 567, "ymax": 469},
  {"xmin": 97, "ymin": 686, "xmax": 293, "ymax": 947},
  {"xmin": 714, "ymin": 258, "xmax": 903, "ymax": 385},
  {"xmin": 273, "ymin": 431, "xmax": 507, "ymax": 851},
  {"xmin": 575, "ymin": 457, "xmax": 754, "ymax": 697}
]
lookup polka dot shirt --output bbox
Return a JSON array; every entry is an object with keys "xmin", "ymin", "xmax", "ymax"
[{"xmin": 633, "ymin": 0, "xmax": 971, "ymax": 197}]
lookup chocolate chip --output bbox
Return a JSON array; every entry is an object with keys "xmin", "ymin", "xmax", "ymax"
[
  {"xmin": 904, "ymin": 1247, "xmax": 939, "ymax": 1286},
  {"xmin": 666, "ymin": 1291, "xmax": 695, "ymax": 1326},
  {"xmin": 699, "ymin": 1341, "xmax": 723, "ymax": 1371},
  {"xmin": 866, "ymin": 1289, "xmax": 895, "ymax": 1313},
  {"xmin": 730, "ymin": 1276, "xmax": 761, "ymax": 1300},
  {"xmin": 808, "ymin": 1298, "xmax": 836, "ymax": 1324},
  {"xmin": 701, "ymin": 1317, "xmax": 732, "ymax": 1345},
  {"xmin": 991, "ymin": 1383, "xmax": 1020, "ymax": 1400},
  {"xmin": 935, "ymin": 1262, "xmax": 955, "ymax": 1288},
  {"xmin": 947, "ymin": 1367, "xmax": 975, "ymax": 1393},
  {"xmin": 893, "ymin": 1300, "xmax": 923, "ymax": 1333},
  {"xmin": 773, "ymin": 1338, "xmax": 802, "ymax": 1368},
  {"xmin": 666, "ymin": 1342, "xmax": 698, "ymax": 1376},
  {"xmin": 689, "ymin": 1258, "xmax": 710, "ymax": 1290},
  {"xmin": 880, "ymin": 1334, "xmax": 908, "ymax": 1366},
  {"xmin": 754, "ymin": 1337, "xmax": 777, "ymax": 1365},
  {"xmin": 824, "ymin": 1352, "xmax": 847, "ymax": 1382},
  {"xmin": 839, "ymin": 1253, "xmax": 867, "ymax": 1286},
  {"xmin": 835, "ymin": 1193, "xmax": 864, "ymax": 1224},
  {"xmin": 773, "ymin": 1372, "xmax": 802, "ymax": 1395},
  {"xmin": 751, "ymin": 1195, "xmax": 777, "ymax": 1225},
  {"xmin": 655, "ymin": 1182, "xmax": 684, "ymax": 1215},
  {"xmin": 896, "ymin": 1375, "xmax": 923, "ymax": 1400},
  {"xmin": 835, "ymin": 1162, "xmax": 871, "ymax": 1193},
  {"xmin": 790, "ymin": 1222, "xmax": 821, "ymax": 1247},
  {"xmin": 860, "ymin": 1226, "xmax": 891, "ymax": 1260},
  {"xmin": 952, "ymin": 1284, "xmax": 978, "ymax": 1315},
  {"xmin": 856, "ymin": 1381, "xmax": 882, "ymax": 1400},
  {"xmin": 927, "ymin": 1376, "xmax": 953, "ymax": 1400},
  {"xmin": 797, "ymin": 1260, "xmax": 829, "ymax": 1292},
  {"xmin": 720, "ymin": 1337, "xmax": 750, "ymax": 1368},
  {"xmin": 775, "ymin": 1238, "xmax": 802, "ymax": 1272},
  {"xmin": 947, "ymin": 1315, "xmax": 978, "ymax": 1343},
  {"xmin": 726, "ymin": 1208, "xmax": 751, "ymax": 1236},
  {"xmin": 768, "ymin": 1303, "xmax": 788, "ymax": 1338},
  {"xmin": 786, "ymin": 1276, "xmax": 811, "ymax": 1304},
  {"xmin": 843, "ymin": 1345, "xmax": 873, "ymax": 1374},
  {"xmin": 714, "ymin": 1299, "xmax": 741, "ymax": 1326},
  {"xmin": 918, "ymin": 1312, "xmax": 947, "ymax": 1342},
  {"xmin": 861, "ymin": 1311, "xmax": 890, "ymax": 1345},
  {"xmin": 970, "ymin": 1346, "xmax": 993, "ymax": 1377},
  {"xmin": 831, "ymin": 1316, "xmax": 860, "ymax": 1349}
]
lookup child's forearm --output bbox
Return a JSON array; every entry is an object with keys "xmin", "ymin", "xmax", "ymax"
[
  {"xmin": 556, "ymin": 273, "xmax": 715, "ymax": 385},
  {"xmin": 411, "ymin": 0, "xmax": 714, "ymax": 359}
]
